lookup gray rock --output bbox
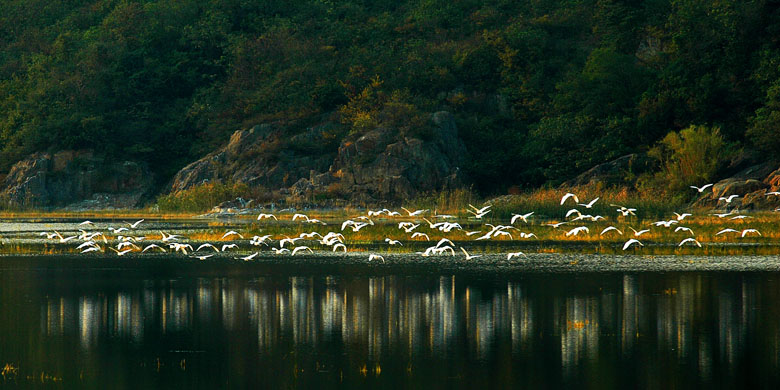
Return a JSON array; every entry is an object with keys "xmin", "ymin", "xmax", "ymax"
[
  {"xmin": 0, "ymin": 151, "xmax": 153, "ymax": 208},
  {"xmin": 564, "ymin": 154, "xmax": 646, "ymax": 187}
]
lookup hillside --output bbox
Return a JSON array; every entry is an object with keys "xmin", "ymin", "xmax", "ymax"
[{"xmin": 1, "ymin": 0, "xmax": 779, "ymax": 207}]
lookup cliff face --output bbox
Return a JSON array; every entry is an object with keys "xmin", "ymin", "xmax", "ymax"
[
  {"xmin": 0, "ymin": 151, "xmax": 153, "ymax": 208},
  {"xmin": 167, "ymin": 111, "xmax": 466, "ymax": 203}
]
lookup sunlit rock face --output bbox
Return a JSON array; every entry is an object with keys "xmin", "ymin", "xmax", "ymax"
[
  {"xmin": 0, "ymin": 150, "xmax": 153, "ymax": 208},
  {"xmin": 167, "ymin": 111, "xmax": 466, "ymax": 203}
]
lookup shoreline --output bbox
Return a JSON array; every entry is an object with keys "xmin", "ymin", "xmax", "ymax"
[{"xmin": 2, "ymin": 252, "xmax": 780, "ymax": 274}]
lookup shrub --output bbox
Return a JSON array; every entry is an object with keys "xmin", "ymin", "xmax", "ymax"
[
  {"xmin": 156, "ymin": 182, "xmax": 258, "ymax": 212},
  {"xmin": 646, "ymin": 125, "xmax": 728, "ymax": 195}
]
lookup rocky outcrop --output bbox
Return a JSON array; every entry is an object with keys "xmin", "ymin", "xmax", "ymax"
[
  {"xmin": 168, "ymin": 111, "xmax": 466, "ymax": 203},
  {"xmin": 168, "ymin": 124, "xmax": 334, "ymax": 193},
  {"xmin": 0, "ymin": 151, "xmax": 153, "ymax": 208},
  {"xmin": 692, "ymin": 161, "xmax": 780, "ymax": 210},
  {"xmin": 563, "ymin": 154, "xmax": 649, "ymax": 187}
]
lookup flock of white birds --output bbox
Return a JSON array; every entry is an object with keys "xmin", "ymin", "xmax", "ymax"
[{"xmin": 31, "ymin": 184, "xmax": 773, "ymax": 262}]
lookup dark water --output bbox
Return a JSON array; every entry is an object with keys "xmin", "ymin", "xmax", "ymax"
[{"xmin": 1, "ymin": 264, "xmax": 780, "ymax": 389}]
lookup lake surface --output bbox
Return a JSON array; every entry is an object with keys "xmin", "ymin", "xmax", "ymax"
[{"xmin": 1, "ymin": 262, "xmax": 780, "ymax": 388}]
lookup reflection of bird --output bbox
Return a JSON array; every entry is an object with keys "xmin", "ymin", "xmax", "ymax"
[
  {"xmin": 622, "ymin": 239, "xmax": 643, "ymax": 250},
  {"xmin": 690, "ymin": 184, "xmax": 713, "ymax": 192}
]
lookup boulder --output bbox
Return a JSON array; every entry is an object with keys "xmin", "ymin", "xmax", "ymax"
[
  {"xmin": 0, "ymin": 151, "xmax": 153, "ymax": 208},
  {"xmin": 167, "ymin": 124, "xmax": 333, "ymax": 193},
  {"xmin": 564, "ymin": 154, "xmax": 648, "ymax": 187},
  {"xmin": 167, "ymin": 111, "xmax": 467, "ymax": 203}
]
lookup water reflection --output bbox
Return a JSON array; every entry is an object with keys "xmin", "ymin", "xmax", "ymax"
[{"xmin": 3, "ymin": 271, "xmax": 780, "ymax": 387}]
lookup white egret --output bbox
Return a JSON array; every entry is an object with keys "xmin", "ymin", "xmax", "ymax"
[
  {"xmin": 460, "ymin": 247, "xmax": 482, "ymax": 260},
  {"xmin": 560, "ymin": 193, "xmax": 579, "ymax": 205},
  {"xmin": 622, "ymin": 239, "xmax": 643, "ymax": 250},
  {"xmin": 678, "ymin": 238, "xmax": 702, "ymax": 247},
  {"xmin": 690, "ymin": 184, "xmax": 713, "ymax": 192}
]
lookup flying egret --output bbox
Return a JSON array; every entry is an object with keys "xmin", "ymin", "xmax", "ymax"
[
  {"xmin": 460, "ymin": 247, "xmax": 482, "ymax": 260},
  {"xmin": 511, "ymin": 212, "xmax": 534, "ymax": 224},
  {"xmin": 142, "ymin": 244, "xmax": 166, "ymax": 252},
  {"xmin": 678, "ymin": 238, "xmax": 702, "ymax": 247},
  {"xmin": 193, "ymin": 254, "xmax": 215, "ymax": 260},
  {"xmin": 673, "ymin": 212, "xmax": 692, "ymax": 221},
  {"xmin": 221, "ymin": 231, "xmax": 244, "ymax": 239},
  {"xmin": 690, "ymin": 184, "xmax": 713, "ymax": 192},
  {"xmin": 221, "ymin": 243, "xmax": 238, "ymax": 252},
  {"xmin": 507, "ymin": 252, "xmax": 527, "ymax": 259},
  {"xmin": 291, "ymin": 246, "xmax": 314, "ymax": 256},
  {"xmin": 560, "ymin": 193, "xmax": 579, "ymax": 205},
  {"xmin": 716, "ymin": 229, "xmax": 739, "ymax": 235},
  {"xmin": 600, "ymin": 226, "xmax": 623, "ymax": 236},
  {"xmin": 197, "ymin": 243, "xmax": 220, "ymax": 252},
  {"xmin": 565, "ymin": 226, "xmax": 589, "ymax": 237},
  {"xmin": 622, "ymin": 239, "xmax": 643, "ymax": 250},
  {"xmin": 271, "ymin": 248, "xmax": 290, "ymax": 255},
  {"xmin": 257, "ymin": 213, "xmax": 278, "ymax": 220},
  {"xmin": 81, "ymin": 246, "xmax": 101, "ymax": 254},
  {"xmin": 79, "ymin": 220, "xmax": 94, "ymax": 226},
  {"xmin": 674, "ymin": 226, "xmax": 694, "ymax": 236},
  {"xmin": 411, "ymin": 232, "xmax": 430, "ymax": 241},
  {"xmin": 385, "ymin": 238, "xmax": 403, "ymax": 246},
  {"xmin": 545, "ymin": 221, "xmax": 568, "ymax": 228},
  {"xmin": 578, "ymin": 197, "xmax": 599, "ymax": 209},
  {"xmin": 565, "ymin": 209, "xmax": 581, "ymax": 218},
  {"xmin": 368, "ymin": 254, "xmax": 385, "ymax": 263},
  {"xmin": 719, "ymin": 195, "xmax": 739, "ymax": 203},
  {"xmin": 401, "ymin": 207, "xmax": 428, "ymax": 216},
  {"xmin": 128, "ymin": 219, "xmax": 144, "ymax": 228},
  {"xmin": 111, "ymin": 248, "xmax": 133, "ymax": 256},
  {"xmin": 741, "ymin": 229, "xmax": 761, "ymax": 237},
  {"xmin": 332, "ymin": 243, "xmax": 347, "ymax": 253},
  {"xmin": 629, "ymin": 227, "xmax": 650, "ymax": 237}
]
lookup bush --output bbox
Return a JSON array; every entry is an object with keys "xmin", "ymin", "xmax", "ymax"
[
  {"xmin": 156, "ymin": 182, "xmax": 258, "ymax": 212},
  {"xmin": 646, "ymin": 125, "xmax": 729, "ymax": 195}
]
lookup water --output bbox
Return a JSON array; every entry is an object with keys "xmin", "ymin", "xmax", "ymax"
[{"xmin": 1, "ymin": 263, "xmax": 779, "ymax": 388}]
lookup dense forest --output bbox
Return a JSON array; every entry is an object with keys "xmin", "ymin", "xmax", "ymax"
[{"xmin": 1, "ymin": 0, "xmax": 779, "ymax": 195}]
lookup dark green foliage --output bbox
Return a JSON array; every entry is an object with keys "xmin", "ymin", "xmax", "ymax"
[{"xmin": 1, "ymin": 0, "xmax": 779, "ymax": 195}]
